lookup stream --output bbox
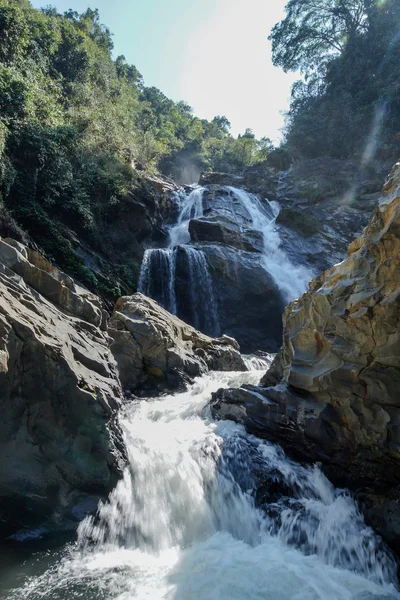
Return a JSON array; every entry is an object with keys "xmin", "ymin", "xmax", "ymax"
[{"xmin": 2, "ymin": 367, "xmax": 399, "ymax": 600}]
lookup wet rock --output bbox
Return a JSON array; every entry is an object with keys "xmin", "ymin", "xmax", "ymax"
[
  {"xmin": 109, "ymin": 293, "xmax": 247, "ymax": 392},
  {"xmin": 189, "ymin": 216, "xmax": 264, "ymax": 253},
  {"xmin": 199, "ymin": 244, "xmax": 285, "ymax": 353},
  {"xmin": 211, "ymin": 160, "xmax": 400, "ymax": 549},
  {"xmin": 0, "ymin": 239, "xmax": 124, "ymax": 536}
]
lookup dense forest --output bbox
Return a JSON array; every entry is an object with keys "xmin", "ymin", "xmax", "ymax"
[
  {"xmin": 271, "ymin": 0, "xmax": 400, "ymax": 161},
  {"xmin": 0, "ymin": 0, "xmax": 273, "ymax": 291}
]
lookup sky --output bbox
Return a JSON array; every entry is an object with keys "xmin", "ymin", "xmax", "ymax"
[{"xmin": 31, "ymin": 0, "xmax": 298, "ymax": 142}]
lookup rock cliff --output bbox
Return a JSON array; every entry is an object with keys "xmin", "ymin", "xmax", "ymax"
[
  {"xmin": 0, "ymin": 238, "xmax": 124, "ymax": 537},
  {"xmin": 0, "ymin": 238, "xmax": 246, "ymax": 537},
  {"xmin": 211, "ymin": 160, "xmax": 400, "ymax": 549}
]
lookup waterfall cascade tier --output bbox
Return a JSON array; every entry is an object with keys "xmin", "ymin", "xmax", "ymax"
[
  {"xmin": 138, "ymin": 245, "xmax": 220, "ymax": 337},
  {"xmin": 7, "ymin": 369, "xmax": 399, "ymax": 600},
  {"xmin": 138, "ymin": 184, "xmax": 314, "ymax": 349},
  {"xmin": 138, "ymin": 248, "xmax": 177, "ymax": 315},
  {"xmin": 224, "ymin": 186, "xmax": 314, "ymax": 302},
  {"xmin": 138, "ymin": 186, "xmax": 220, "ymax": 337}
]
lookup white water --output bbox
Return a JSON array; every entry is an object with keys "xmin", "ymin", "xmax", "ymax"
[
  {"xmin": 10, "ymin": 368, "xmax": 399, "ymax": 600},
  {"xmin": 182, "ymin": 246, "xmax": 220, "ymax": 336},
  {"xmin": 138, "ymin": 184, "xmax": 314, "ymax": 337},
  {"xmin": 169, "ymin": 187, "xmax": 205, "ymax": 247},
  {"xmin": 138, "ymin": 248, "xmax": 177, "ymax": 314},
  {"xmin": 226, "ymin": 187, "xmax": 314, "ymax": 302},
  {"xmin": 138, "ymin": 187, "xmax": 221, "ymax": 335}
]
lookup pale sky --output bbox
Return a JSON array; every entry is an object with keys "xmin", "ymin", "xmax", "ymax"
[{"xmin": 31, "ymin": 0, "xmax": 298, "ymax": 142}]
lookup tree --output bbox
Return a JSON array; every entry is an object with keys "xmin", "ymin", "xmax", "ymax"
[
  {"xmin": 273, "ymin": 0, "xmax": 400, "ymax": 161},
  {"xmin": 269, "ymin": 0, "xmax": 371, "ymax": 76},
  {"xmin": 212, "ymin": 115, "xmax": 231, "ymax": 136}
]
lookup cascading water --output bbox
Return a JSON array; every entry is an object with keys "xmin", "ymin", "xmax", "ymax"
[
  {"xmin": 181, "ymin": 246, "xmax": 219, "ymax": 336},
  {"xmin": 138, "ymin": 183, "xmax": 315, "ymax": 338},
  {"xmin": 138, "ymin": 248, "xmax": 177, "ymax": 314},
  {"xmin": 169, "ymin": 187, "xmax": 204, "ymax": 247},
  {"xmin": 138, "ymin": 186, "xmax": 221, "ymax": 336},
  {"xmin": 6, "ymin": 367, "xmax": 399, "ymax": 600},
  {"xmin": 226, "ymin": 186, "xmax": 314, "ymax": 302}
]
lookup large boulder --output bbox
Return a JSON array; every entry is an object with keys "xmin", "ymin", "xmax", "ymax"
[
  {"xmin": 109, "ymin": 293, "xmax": 247, "ymax": 392},
  {"xmin": 189, "ymin": 216, "xmax": 264, "ymax": 253},
  {"xmin": 0, "ymin": 239, "xmax": 124, "ymax": 537},
  {"xmin": 211, "ymin": 160, "xmax": 400, "ymax": 548},
  {"xmin": 199, "ymin": 244, "xmax": 286, "ymax": 353}
]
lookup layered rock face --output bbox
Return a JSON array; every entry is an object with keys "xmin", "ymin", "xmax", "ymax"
[
  {"xmin": 211, "ymin": 161, "xmax": 400, "ymax": 546},
  {"xmin": 264, "ymin": 161, "xmax": 400, "ymax": 467},
  {"xmin": 0, "ymin": 238, "xmax": 124, "ymax": 536}
]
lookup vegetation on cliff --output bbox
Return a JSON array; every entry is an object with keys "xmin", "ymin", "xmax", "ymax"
[
  {"xmin": 271, "ymin": 0, "xmax": 400, "ymax": 162},
  {"xmin": 0, "ymin": 0, "xmax": 272, "ymax": 293}
]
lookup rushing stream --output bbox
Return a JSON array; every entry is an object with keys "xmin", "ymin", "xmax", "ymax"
[{"xmin": 3, "ymin": 367, "xmax": 399, "ymax": 600}]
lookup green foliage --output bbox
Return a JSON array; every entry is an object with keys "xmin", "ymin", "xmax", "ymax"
[
  {"xmin": 269, "ymin": 0, "xmax": 370, "ymax": 76},
  {"xmin": 0, "ymin": 0, "xmax": 273, "ymax": 296},
  {"xmin": 272, "ymin": 0, "xmax": 400, "ymax": 162}
]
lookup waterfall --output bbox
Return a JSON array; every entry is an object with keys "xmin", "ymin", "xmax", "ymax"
[
  {"xmin": 137, "ymin": 183, "xmax": 316, "ymax": 338},
  {"xmin": 138, "ymin": 186, "xmax": 220, "ymax": 336},
  {"xmin": 169, "ymin": 187, "xmax": 204, "ymax": 247},
  {"xmin": 9, "ymin": 369, "xmax": 399, "ymax": 600},
  {"xmin": 182, "ymin": 246, "xmax": 220, "ymax": 336},
  {"xmin": 138, "ymin": 248, "xmax": 177, "ymax": 314},
  {"xmin": 227, "ymin": 186, "xmax": 314, "ymax": 302},
  {"xmin": 138, "ymin": 245, "xmax": 220, "ymax": 337}
]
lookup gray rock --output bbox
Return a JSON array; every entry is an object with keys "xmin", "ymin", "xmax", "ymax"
[
  {"xmin": 199, "ymin": 244, "xmax": 285, "ymax": 353},
  {"xmin": 0, "ymin": 239, "xmax": 124, "ymax": 536},
  {"xmin": 109, "ymin": 293, "xmax": 247, "ymax": 392},
  {"xmin": 189, "ymin": 216, "xmax": 264, "ymax": 253}
]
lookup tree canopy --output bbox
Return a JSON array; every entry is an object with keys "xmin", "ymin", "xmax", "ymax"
[
  {"xmin": 271, "ymin": 0, "xmax": 400, "ymax": 161},
  {"xmin": 269, "ymin": 0, "xmax": 377, "ymax": 76},
  {"xmin": 0, "ymin": 0, "xmax": 273, "ymax": 293}
]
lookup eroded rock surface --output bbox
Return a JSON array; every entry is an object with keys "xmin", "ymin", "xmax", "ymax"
[
  {"xmin": 0, "ymin": 238, "xmax": 124, "ymax": 537},
  {"xmin": 211, "ymin": 161, "xmax": 400, "ymax": 548},
  {"xmin": 109, "ymin": 293, "xmax": 246, "ymax": 392}
]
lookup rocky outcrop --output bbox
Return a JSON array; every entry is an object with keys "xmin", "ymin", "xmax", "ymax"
[
  {"xmin": 69, "ymin": 174, "xmax": 179, "ymax": 296},
  {"xmin": 198, "ymin": 244, "xmax": 285, "ymax": 352},
  {"xmin": 189, "ymin": 216, "xmax": 264, "ymax": 253},
  {"xmin": 109, "ymin": 293, "xmax": 246, "ymax": 393},
  {"xmin": 0, "ymin": 238, "xmax": 124, "ymax": 537},
  {"xmin": 211, "ymin": 160, "xmax": 400, "ymax": 548},
  {"xmin": 0, "ymin": 236, "xmax": 248, "ymax": 537},
  {"xmin": 200, "ymin": 158, "xmax": 383, "ymax": 275}
]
